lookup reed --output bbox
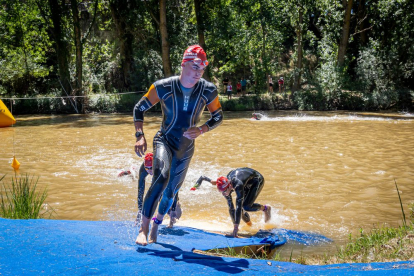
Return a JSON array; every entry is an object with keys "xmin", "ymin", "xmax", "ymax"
[{"xmin": 0, "ymin": 174, "xmax": 54, "ymax": 219}]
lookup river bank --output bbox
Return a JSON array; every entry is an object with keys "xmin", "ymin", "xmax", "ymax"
[{"xmin": 3, "ymin": 87, "xmax": 413, "ymax": 115}]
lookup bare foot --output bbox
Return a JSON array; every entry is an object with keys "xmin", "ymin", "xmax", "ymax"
[
  {"xmin": 264, "ymin": 205, "xmax": 272, "ymax": 223},
  {"xmin": 135, "ymin": 216, "xmax": 150, "ymax": 245},
  {"xmin": 246, "ymin": 221, "xmax": 253, "ymax": 226},
  {"xmin": 148, "ymin": 222, "xmax": 159, "ymax": 244}
]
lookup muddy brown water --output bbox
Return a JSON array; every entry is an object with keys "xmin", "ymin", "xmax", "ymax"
[{"xmin": 1, "ymin": 110, "xmax": 413, "ymax": 257}]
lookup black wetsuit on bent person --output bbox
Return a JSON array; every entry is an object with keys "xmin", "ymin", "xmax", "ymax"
[
  {"xmin": 136, "ymin": 163, "xmax": 179, "ymax": 219},
  {"xmin": 224, "ymin": 168, "xmax": 265, "ymax": 225},
  {"xmin": 133, "ymin": 76, "xmax": 223, "ymax": 219}
]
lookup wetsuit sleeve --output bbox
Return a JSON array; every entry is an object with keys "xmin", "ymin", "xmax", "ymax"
[
  {"xmin": 224, "ymin": 195, "xmax": 236, "ymax": 224},
  {"xmin": 137, "ymin": 163, "xmax": 149, "ymax": 213},
  {"xmin": 205, "ymin": 97, "xmax": 223, "ymax": 131},
  {"xmin": 233, "ymin": 179, "xmax": 245, "ymax": 225},
  {"xmin": 133, "ymin": 84, "xmax": 160, "ymax": 122}
]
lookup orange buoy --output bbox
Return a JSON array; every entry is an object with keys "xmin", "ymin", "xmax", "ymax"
[
  {"xmin": 11, "ymin": 156, "xmax": 20, "ymax": 170},
  {"xmin": 0, "ymin": 99, "xmax": 16, "ymax": 128}
]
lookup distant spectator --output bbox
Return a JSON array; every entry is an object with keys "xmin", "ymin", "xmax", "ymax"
[
  {"xmin": 227, "ymin": 81, "xmax": 233, "ymax": 100},
  {"xmin": 241, "ymin": 78, "xmax": 247, "ymax": 96},
  {"xmin": 236, "ymin": 81, "xmax": 242, "ymax": 97},
  {"xmin": 222, "ymin": 77, "xmax": 229, "ymax": 94},
  {"xmin": 268, "ymin": 75, "xmax": 273, "ymax": 94},
  {"xmin": 278, "ymin": 77, "xmax": 284, "ymax": 94}
]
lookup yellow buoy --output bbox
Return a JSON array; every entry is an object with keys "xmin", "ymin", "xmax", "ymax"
[
  {"xmin": 0, "ymin": 99, "xmax": 16, "ymax": 128},
  {"xmin": 11, "ymin": 156, "xmax": 20, "ymax": 170}
]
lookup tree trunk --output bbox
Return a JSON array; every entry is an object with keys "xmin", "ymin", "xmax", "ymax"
[
  {"xmin": 110, "ymin": 1, "xmax": 133, "ymax": 88},
  {"xmin": 293, "ymin": 8, "xmax": 303, "ymax": 92},
  {"xmin": 357, "ymin": 0, "xmax": 368, "ymax": 45},
  {"xmin": 337, "ymin": 0, "xmax": 353, "ymax": 66},
  {"xmin": 70, "ymin": 0, "xmax": 84, "ymax": 112},
  {"xmin": 194, "ymin": 0, "xmax": 210, "ymax": 81},
  {"xmin": 159, "ymin": 0, "xmax": 172, "ymax": 77},
  {"xmin": 48, "ymin": 0, "xmax": 71, "ymax": 97}
]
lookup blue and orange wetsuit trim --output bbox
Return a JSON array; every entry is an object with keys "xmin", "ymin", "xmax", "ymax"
[
  {"xmin": 224, "ymin": 168, "xmax": 265, "ymax": 224},
  {"xmin": 133, "ymin": 76, "xmax": 223, "ymax": 219}
]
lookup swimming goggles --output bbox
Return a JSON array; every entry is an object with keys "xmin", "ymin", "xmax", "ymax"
[{"xmin": 193, "ymin": 58, "xmax": 209, "ymax": 66}]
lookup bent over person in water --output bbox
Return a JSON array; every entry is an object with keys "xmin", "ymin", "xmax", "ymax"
[
  {"xmin": 193, "ymin": 167, "xmax": 271, "ymax": 238},
  {"xmin": 133, "ymin": 45, "xmax": 223, "ymax": 245}
]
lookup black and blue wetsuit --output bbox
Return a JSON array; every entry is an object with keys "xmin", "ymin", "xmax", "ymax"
[
  {"xmin": 136, "ymin": 163, "xmax": 179, "ymax": 219},
  {"xmin": 224, "ymin": 168, "xmax": 265, "ymax": 225},
  {"xmin": 133, "ymin": 76, "xmax": 223, "ymax": 219}
]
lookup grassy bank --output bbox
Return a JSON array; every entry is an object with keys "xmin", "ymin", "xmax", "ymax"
[
  {"xmin": 0, "ymin": 174, "xmax": 54, "ymax": 219},
  {"xmin": 7, "ymin": 86, "xmax": 413, "ymax": 114}
]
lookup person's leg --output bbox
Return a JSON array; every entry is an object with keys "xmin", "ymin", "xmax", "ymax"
[
  {"xmin": 136, "ymin": 137, "xmax": 172, "ymax": 245},
  {"xmin": 149, "ymin": 145, "xmax": 194, "ymax": 243},
  {"xmin": 241, "ymin": 211, "xmax": 252, "ymax": 226},
  {"xmin": 135, "ymin": 173, "xmax": 145, "ymax": 225},
  {"xmin": 242, "ymin": 176, "xmax": 271, "ymax": 222},
  {"xmin": 167, "ymin": 193, "xmax": 180, "ymax": 228}
]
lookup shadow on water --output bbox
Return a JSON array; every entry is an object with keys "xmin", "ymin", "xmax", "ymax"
[{"xmin": 137, "ymin": 242, "xmax": 250, "ymax": 274}]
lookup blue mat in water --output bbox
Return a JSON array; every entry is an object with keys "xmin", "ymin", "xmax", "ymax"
[{"xmin": 0, "ymin": 218, "xmax": 413, "ymax": 275}]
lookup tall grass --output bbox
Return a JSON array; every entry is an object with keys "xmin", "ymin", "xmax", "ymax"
[{"xmin": 0, "ymin": 174, "xmax": 54, "ymax": 219}]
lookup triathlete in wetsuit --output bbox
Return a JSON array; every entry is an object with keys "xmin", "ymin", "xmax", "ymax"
[
  {"xmin": 117, "ymin": 153, "xmax": 181, "ymax": 227},
  {"xmin": 252, "ymin": 112, "xmax": 264, "ymax": 120},
  {"xmin": 135, "ymin": 153, "xmax": 181, "ymax": 227},
  {"xmin": 134, "ymin": 45, "xmax": 223, "ymax": 245},
  {"xmin": 194, "ymin": 167, "xmax": 272, "ymax": 238}
]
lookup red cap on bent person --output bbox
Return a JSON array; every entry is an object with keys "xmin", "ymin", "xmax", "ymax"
[
  {"xmin": 182, "ymin": 45, "xmax": 208, "ymax": 66},
  {"xmin": 144, "ymin": 153, "xmax": 153, "ymax": 167},
  {"xmin": 216, "ymin": 176, "xmax": 230, "ymax": 192}
]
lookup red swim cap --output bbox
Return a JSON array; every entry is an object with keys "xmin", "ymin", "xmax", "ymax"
[
  {"xmin": 216, "ymin": 176, "xmax": 230, "ymax": 192},
  {"xmin": 182, "ymin": 45, "xmax": 208, "ymax": 66},
  {"xmin": 144, "ymin": 153, "xmax": 153, "ymax": 167}
]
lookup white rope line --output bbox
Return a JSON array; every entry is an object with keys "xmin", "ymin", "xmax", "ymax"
[{"xmin": 0, "ymin": 91, "xmax": 146, "ymax": 100}]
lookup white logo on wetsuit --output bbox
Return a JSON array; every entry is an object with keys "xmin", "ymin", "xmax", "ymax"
[{"xmin": 183, "ymin": 95, "xmax": 190, "ymax": 111}]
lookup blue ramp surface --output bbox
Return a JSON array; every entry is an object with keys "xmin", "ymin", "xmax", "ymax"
[{"xmin": 0, "ymin": 218, "xmax": 413, "ymax": 275}]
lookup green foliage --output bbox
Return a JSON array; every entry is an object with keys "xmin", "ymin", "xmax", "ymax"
[
  {"xmin": 356, "ymin": 41, "xmax": 399, "ymax": 109},
  {"xmin": 0, "ymin": 174, "xmax": 54, "ymax": 219},
  {"xmin": 335, "ymin": 224, "xmax": 414, "ymax": 263},
  {"xmin": 293, "ymin": 89, "xmax": 326, "ymax": 111},
  {"xmin": 0, "ymin": 0, "xmax": 52, "ymax": 94}
]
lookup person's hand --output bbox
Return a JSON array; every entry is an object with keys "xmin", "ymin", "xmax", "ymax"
[
  {"xmin": 134, "ymin": 136, "xmax": 147, "ymax": 157},
  {"xmin": 232, "ymin": 224, "xmax": 239, "ymax": 238},
  {"xmin": 183, "ymin": 126, "xmax": 202, "ymax": 140}
]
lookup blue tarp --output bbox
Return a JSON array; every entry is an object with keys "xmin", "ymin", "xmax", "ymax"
[{"xmin": 0, "ymin": 218, "xmax": 413, "ymax": 275}]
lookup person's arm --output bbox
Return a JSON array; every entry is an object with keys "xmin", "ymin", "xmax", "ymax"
[
  {"xmin": 190, "ymin": 176, "xmax": 212, "ymax": 190},
  {"xmin": 224, "ymin": 194, "xmax": 236, "ymax": 225},
  {"xmin": 232, "ymin": 179, "xmax": 245, "ymax": 237},
  {"xmin": 133, "ymin": 85, "xmax": 160, "ymax": 157},
  {"xmin": 183, "ymin": 90, "xmax": 223, "ymax": 139}
]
